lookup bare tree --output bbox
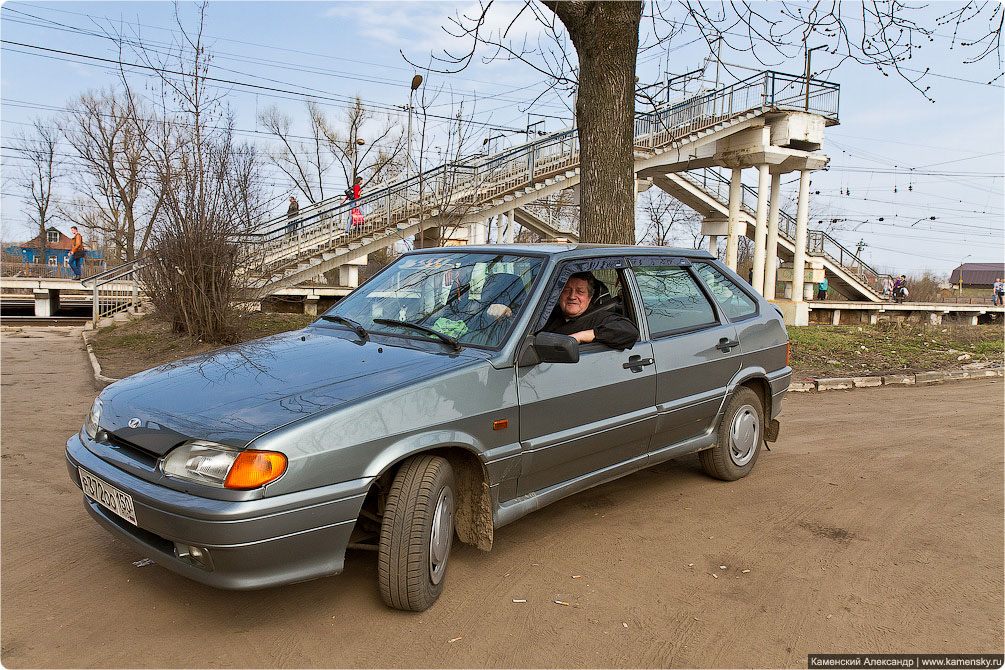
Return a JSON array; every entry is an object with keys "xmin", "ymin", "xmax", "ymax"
[
  {"xmin": 260, "ymin": 97, "xmax": 404, "ymax": 205},
  {"xmin": 259, "ymin": 101, "xmax": 331, "ymax": 204},
  {"xmin": 11, "ymin": 119, "xmax": 62, "ymax": 262},
  {"xmin": 62, "ymin": 88, "xmax": 163, "ymax": 262},
  {"xmin": 119, "ymin": 2, "xmax": 269, "ymax": 342},
  {"xmin": 638, "ymin": 189, "xmax": 701, "ymax": 248}
]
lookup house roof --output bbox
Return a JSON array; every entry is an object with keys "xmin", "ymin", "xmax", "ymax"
[
  {"xmin": 948, "ymin": 262, "xmax": 1005, "ymax": 286},
  {"xmin": 21, "ymin": 226, "xmax": 74, "ymax": 251}
]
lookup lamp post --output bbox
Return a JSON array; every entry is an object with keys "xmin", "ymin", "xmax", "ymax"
[
  {"xmin": 803, "ymin": 45, "xmax": 826, "ymax": 111},
  {"xmin": 959, "ymin": 254, "xmax": 971, "ymax": 295},
  {"xmin": 910, "ymin": 216, "xmax": 937, "ymax": 227},
  {"xmin": 406, "ymin": 74, "xmax": 423, "ymax": 183}
]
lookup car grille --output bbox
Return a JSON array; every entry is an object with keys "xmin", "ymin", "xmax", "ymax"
[{"xmin": 105, "ymin": 432, "xmax": 160, "ymax": 468}]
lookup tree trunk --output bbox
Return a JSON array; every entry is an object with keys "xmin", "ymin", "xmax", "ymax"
[{"xmin": 545, "ymin": 1, "xmax": 641, "ymax": 245}]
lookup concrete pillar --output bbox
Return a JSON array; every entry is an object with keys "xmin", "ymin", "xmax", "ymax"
[
  {"xmin": 792, "ymin": 169, "xmax": 811, "ymax": 303},
  {"xmin": 832, "ymin": 309, "xmax": 841, "ymax": 326},
  {"xmin": 304, "ymin": 295, "xmax": 321, "ymax": 316},
  {"xmin": 751, "ymin": 164, "xmax": 770, "ymax": 294},
  {"xmin": 708, "ymin": 235, "xmax": 719, "ymax": 256},
  {"xmin": 725, "ymin": 167, "xmax": 742, "ymax": 271},
  {"xmin": 504, "ymin": 210, "xmax": 515, "ymax": 244},
  {"xmin": 338, "ymin": 264, "xmax": 360, "ymax": 288},
  {"xmin": 33, "ymin": 289, "xmax": 60, "ymax": 317},
  {"xmin": 763, "ymin": 172, "xmax": 782, "ymax": 300}
]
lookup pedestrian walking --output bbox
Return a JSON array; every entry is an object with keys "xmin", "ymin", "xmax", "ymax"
[
  {"xmin": 286, "ymin": 196, "xmax": 299, "ymax": 238},
  {"xmin": 68, "ymin": 225, "xmax": 85, "ymax": 280},
  {"xmin": 344, "ymin": 176, "xmax": 364, "ymax": 233},
  {"xmin": 892, "ymin": 275, "xmax": 908, "ymax": 303},
  {"xmin": 993, "ymin": 277, "xmax": 1004, "ymax": 306},
  {"xmin": 816, "ymin": 276, "xmax": 828, "ymax": 301}
]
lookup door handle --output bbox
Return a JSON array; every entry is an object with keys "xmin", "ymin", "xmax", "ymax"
[
  {"xmin": 623, "ymin": 355, "xmax": 655, "ymax": 370},
  {"xmin": 716, "ymin": 338, "xmax": 740, "ymax": 352}
]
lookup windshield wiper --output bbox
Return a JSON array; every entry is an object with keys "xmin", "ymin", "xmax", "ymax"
[
  {"xmin": 320, "ymin": 315, "xmax": 368, "ymax": 340},
  {"xmin": 372, "ymin": 318, "xmax": 462, "ymax": 351}
]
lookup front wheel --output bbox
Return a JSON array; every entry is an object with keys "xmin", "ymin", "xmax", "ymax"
[
  {"xmin": 378, "ymin": 455, "xmax": 455, "ymax": 611},
  {"xmin": 700, "ymin": 386, "xmax": 764, "ymax": 481}
]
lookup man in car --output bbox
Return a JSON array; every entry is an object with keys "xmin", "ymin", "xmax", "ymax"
[{"xmin": 542, "ymin": 272, "xmax": 638, "ymax": 350}]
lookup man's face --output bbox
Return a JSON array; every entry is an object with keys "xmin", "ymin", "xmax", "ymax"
[{"xmin": 558, "ymin": 277, "xmax": 592, "ymax": 319}]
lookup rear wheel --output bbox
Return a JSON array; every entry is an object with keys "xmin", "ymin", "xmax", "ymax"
[
  {"xmin": 378, "ymin": 455, "xmax": 455, "ymax": 611},
  {"xmin": 700, "ymin": 386, "xmax": 763, "ymax": 481}
]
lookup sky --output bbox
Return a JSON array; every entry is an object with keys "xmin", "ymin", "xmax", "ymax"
[{"xmin": 1, "ymin": 1, "xmax": 1002, "ymax": 279}]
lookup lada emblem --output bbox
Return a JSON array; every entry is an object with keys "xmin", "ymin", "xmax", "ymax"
[{"xmin": 128, "ymin": 418, "xmax": 141, "ymax": 429}]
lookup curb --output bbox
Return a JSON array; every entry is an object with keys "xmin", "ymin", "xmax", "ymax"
[
  {"xmin": 81, "ymin": 330, "xmax": 120, "ymax": 385},
  {"xmin": 788, "ymin": 365, "xmax": 1003, "ymax": 392}
]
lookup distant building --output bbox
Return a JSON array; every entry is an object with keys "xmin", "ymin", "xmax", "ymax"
[{"xmin": 948, "ymin": 262, "xmax": 1005, "ymax": 294}]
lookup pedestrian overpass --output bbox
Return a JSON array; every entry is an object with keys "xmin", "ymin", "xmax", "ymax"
[{"xmin": 242, "ymin": 69, "xmax": 882, "ymax": 316}]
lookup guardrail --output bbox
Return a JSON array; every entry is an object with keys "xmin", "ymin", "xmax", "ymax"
[
  {"xmin": 1, "ymin": 259, "xmax": 107, "ymax": 279},
  {"xmin": 245, "ymin": 69, "xmax": 841, "ymax": 283},
  {"xmin": 81, "ymin": 257, "xmax": 150, "ymax": 327}
]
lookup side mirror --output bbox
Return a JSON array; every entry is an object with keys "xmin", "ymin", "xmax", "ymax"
[{"xmin": 518, "ymin": 332, "xmax": 579, "ymax": 366}]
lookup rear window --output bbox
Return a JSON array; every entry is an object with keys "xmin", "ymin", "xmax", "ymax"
[
  {"xmin": 693, "ymin": 263, "xmax": 758, "ymax": 321},
  {"xmin": 632, "ymin": 266, "xmax": 718, "ymax": 336}
]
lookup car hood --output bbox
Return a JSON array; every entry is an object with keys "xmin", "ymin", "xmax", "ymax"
[{"xmin": 97, "ymin": 327, "xmax": 485, "ymax": 454}]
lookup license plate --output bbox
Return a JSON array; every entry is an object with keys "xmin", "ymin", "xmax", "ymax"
[{"xmin": 78, "ymin": 468, "xmax": 137, "ymax": 526}]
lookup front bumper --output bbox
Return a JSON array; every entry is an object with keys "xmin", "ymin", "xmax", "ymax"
[{"xmin": 65, "ymin": 433, "xmax": 370, "ymax": 590}]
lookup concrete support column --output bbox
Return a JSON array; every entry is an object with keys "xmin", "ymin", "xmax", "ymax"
[
  {"xmin": 763, "ymin": 172, "xmax": 782, "ymax": 300},
  {"xmin": 304, "ymin": 295, "xmax": 321, "ymax": 316},
  {"xmin": 504, "ymin": 210, "xmax": 515, "ymax": 244},
  {"xmin": 338, "ymin": 264, "xmax": 360, "ymax": 288},
  {"xmin": 792, "ymin": 169, "xmax": 811, "ymax": 303},
  {"xmin": 725, "ymin": 167, "xmax": 742, "ymax": 271},
  {"xmin": 708, "ymin": 235, "xmax": 719, "ymax": 256},
  {"xmin": 33, "ymin": 289, "xmax": 60, "ymax": 317},
  {"xmin": 751, "ymin": 164, "xmax": 770, "ymax": 293}
]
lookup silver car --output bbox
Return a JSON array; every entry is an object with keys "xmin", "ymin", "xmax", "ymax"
[{"xmin": 66, "ymin": 244, "xmax": 789, "ymax": 611}]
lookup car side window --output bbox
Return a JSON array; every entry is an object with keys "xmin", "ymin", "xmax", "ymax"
[
  {"xmin": 632, "ymin": 266, "xmax": 718, "ymax": 336},
  {"xmin": 693, "ymin": 263, "xmax": 758, "ymax": 321}
]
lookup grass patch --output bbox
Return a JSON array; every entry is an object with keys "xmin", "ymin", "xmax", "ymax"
[
  {"xmin": 90, "ymin": 312, "xmax": 316, "ymax": 379},
  {"xmin": 788, "ymin": 323, "xmax": 1003, "ymax": 380}
]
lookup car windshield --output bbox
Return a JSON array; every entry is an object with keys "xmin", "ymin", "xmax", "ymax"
[{"xmin": 320, "ymin": 252, "xmax": 544, "ymax": 349}]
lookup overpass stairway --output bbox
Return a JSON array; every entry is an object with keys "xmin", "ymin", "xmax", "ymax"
[
  {"xmin": 246, "ymin": 70, "xmax": 841, "ymax": 294},
  {"xmin": 655, "ymin": 168, "xmax": 888, "ymax": 302}
]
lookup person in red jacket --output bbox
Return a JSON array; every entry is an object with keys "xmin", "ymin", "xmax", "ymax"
[{"xmin": 344, "ymin": 176, "xmax": 363, "ymax": 233}]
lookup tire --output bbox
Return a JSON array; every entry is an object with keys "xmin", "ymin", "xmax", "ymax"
[
  {"xmin": 700, "ymin": 386, "xmax": 764, "ymax": 481},
  {"xmin": 378, "ymin": 455, "xmax": 455, "ymax": 611}
]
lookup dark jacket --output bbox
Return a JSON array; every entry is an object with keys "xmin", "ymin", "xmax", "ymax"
[{"xmin": 542, "ymin": 309, "xmax": 639, "ymax": 350}]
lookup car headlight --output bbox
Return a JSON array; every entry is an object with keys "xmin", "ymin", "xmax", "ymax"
[
  {"xmin": 83, "ymin": 398, "xmax": 102, "ymax": 439},
  {"xmin": 161, "ymin": 441, "xmax": 287, "ymax": 490}
]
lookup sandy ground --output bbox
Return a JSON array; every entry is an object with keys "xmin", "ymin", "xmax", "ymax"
[{"xmin": 1, "ymin": 327, "xmax": 1002, "ymax": 669}]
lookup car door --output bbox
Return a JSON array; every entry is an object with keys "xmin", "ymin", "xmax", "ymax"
[
  {"xmin": 516, "ymin": 259, "xmax": 657, "ymax": 496},
  {"xmin": 627, "ymin": 257, "xmax": 743, "ymax": 453}
]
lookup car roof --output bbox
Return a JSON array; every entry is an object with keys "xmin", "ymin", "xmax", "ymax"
[{"xmin": 406, "ymin": 243, "xmax": 716, "ymax": 260}]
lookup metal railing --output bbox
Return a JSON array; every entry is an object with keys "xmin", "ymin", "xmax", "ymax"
[
  {"xmin": 1, "ymin": 258, "xmax": 107, "ymax": 279},
  {"xmin": 245, "ymin": 69, "xmax": 841, "ymax": 285},
  {"xmin": 679, "ymin": 168, "xmax": 890, "ymax": 296},
  {"xmin": 81, "ymin": 257, "xmax": 150, "ymax": 327}
]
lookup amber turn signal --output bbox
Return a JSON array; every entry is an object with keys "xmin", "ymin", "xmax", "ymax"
[
  {"xmin": 224, "ymin": 451, "xmax": 287, "ymax": 489},
  {"xmin": 493, "ymin": 419, "xmax": 509, "ymax": 430},
  {"xmin": 786, "ymin": 341, "xmax": 790, "ymax": 366}
]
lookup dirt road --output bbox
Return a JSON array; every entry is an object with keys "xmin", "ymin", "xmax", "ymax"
[{"xmin": 2, "ymin": 327, "xmax": 1002, "ymax": 668}]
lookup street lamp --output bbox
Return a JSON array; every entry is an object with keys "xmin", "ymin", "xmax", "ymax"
[
  {"xmin": 803, "ymin": 45, "xmax": 827, "ymax": 111},
  {"xmin": 959, "ymin": 254, "xmax": 971, "ymax": 295},
  {"xmin": 406, "ymin": 74, "xmax": 423, "ymax": 182},
  {"xmin": 910, "ymin": 216, "xmax": 936, "ymax": 227}
]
